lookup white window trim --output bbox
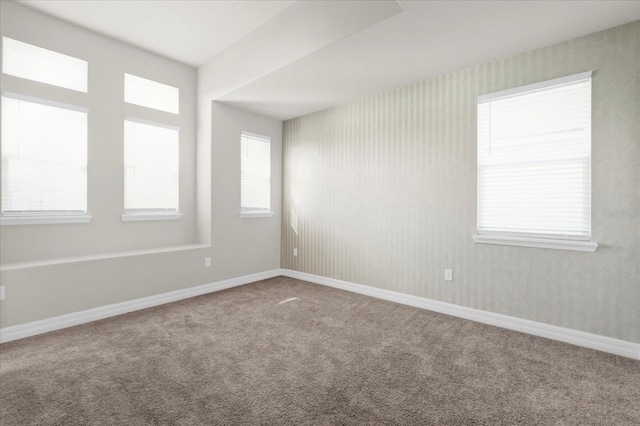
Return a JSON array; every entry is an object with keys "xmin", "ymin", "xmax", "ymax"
[
  {"xmin": 1, "ymin": 90, "xmax": 89, "ymax": 113},
  {"xmin": 478, "ymin": 71, "xmax": 592, "ymax": 103},
  {"xmin": 121, "ymin": 211, "xmax": 182, "ymax": 222},
  {"xmin": 473, "ymin": 234, "xmax": 598, "ymax": 252},
  {"xmin": 476, "ymin": 71, "xmax": 595, "ymax": 250},
  {"xmin": 1, "ymin": 214, "xmax": 92, "ymax": 226},
  {"xmin": 239, "ymin": 211, "xmax": 274, "ymax": 219}
]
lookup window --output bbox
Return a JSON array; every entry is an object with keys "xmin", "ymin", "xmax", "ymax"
[
  {"xmin": 1, "ymin": 95, "xmax": 89, "ymax": 223},
  {"xmin": 240, "ymin": 131, "xmax": 272, "ymax": 218},
  {"xmin": 123, "ymin": 119, "xmax": 180, "ymax": 221},
  {"xmin": 474, "ymin": 71, "xmax": 597, "ymax": 252},
  {"xmin": 2, "ymin": 37, "xmax": 88, "ymax": 92},
  {"xmin": 124, "ymin": 73, "xmax": 179, "ymax": 114}
]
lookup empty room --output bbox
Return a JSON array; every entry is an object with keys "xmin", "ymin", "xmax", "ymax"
[{"xmin": 0, "ymin": 0, "xmax": 638, "ymax": 424}]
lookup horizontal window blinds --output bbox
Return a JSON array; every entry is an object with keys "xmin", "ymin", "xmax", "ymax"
[
  {"xmin": 241, "ymin": 132, "xmax": 271, "ymax": 212},
  {"xmin": 124, "ymin": 120, "xmax": 179, "ymax": 211},
  {"xmin": 477, "ymin": 72, "xmax": 592, "ymax": 240},
  {"xmin": 1, "ymin": 96, "xmax": 88, "ymax": 214}
]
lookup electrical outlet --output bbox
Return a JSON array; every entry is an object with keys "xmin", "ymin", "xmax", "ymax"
[
  {"xmin": 293, "ymin": 248, "xmax": 298, "ymax": 257},
  {"xmin": 444, "ymin": 269, "xmax": 453, "ymax": 281},
  {"xmin": 0, "ymin": 286, "xmax": 5, "ymax": 301},
  {"xmin": 204, "ymin": 257, "xmax": 211, "ymax": 267}
]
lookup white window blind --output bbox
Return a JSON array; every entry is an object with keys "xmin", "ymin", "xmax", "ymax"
[
  {"xmin": 124, "ymin": 120, "xmax": 179, "ymax": 211},
  {"xmin": 1, "ymin": 95, "xmax": 88, "ymax": 215},
  {"xmin": 241, "ymin": 132, "xmax": 271, "ymax": 213},
  {"xmin": 2, "ymin": 37, "xmax": 88, "ymax": 92},
  {"xmin": 477, "ymin": 72, "xmax": 592, "ymax": 240},
  {"xmin": 124, "ymin": 73, "xmax": 179, "ymax": 114}
]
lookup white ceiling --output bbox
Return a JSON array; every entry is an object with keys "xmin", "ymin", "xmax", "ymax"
[
  {"xmin": 17, "ymin": 0, "xmax": 640, "ymax": 121},
  {"xmin": 18, "ymin": 0, "xmax": 296, "ymax": 67}
]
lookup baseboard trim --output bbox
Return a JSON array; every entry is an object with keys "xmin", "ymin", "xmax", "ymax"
[
  {"xmin": 281, "ymin": 269, "xmax": 640, "ymax": 360},
  {"xmin": 0, "ymin": 269, "xmax": 283, "ymax": 344}
]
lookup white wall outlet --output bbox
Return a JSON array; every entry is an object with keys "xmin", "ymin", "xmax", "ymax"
[
  {"xmin": 0, "ymin": 286, "xmax": 5, "ymax": 301},
  {"xmin": 293, "ymin": 248, "xmax": 298, "ymax": 257},
  {"xmin": 444, "ymin": 269, "xmax": 453, "ymax": 281},
  {"xmin": 204, "ymin": 257, "xmax": 211, "ymax": 267}
]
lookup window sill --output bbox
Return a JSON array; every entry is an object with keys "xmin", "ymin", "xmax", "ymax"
[
  {"xmin": 1, "ymin": 215, "xmax": 92, "ymax": 226},
  {"xmin": 121, "ymin": 212, "xmax": 182, "ymax": 222},
  {"xmin": 239, "ymin": 211, "xmax": 274, "ymax": 218},
  {"xmin": 473, "ymin": 234, "xmax": 598, "ymax": 252}
]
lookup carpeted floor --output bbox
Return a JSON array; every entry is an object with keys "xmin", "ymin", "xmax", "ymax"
[{"xmin": 1, "ymin": 276, "xmax": 639, "ymax": 425}]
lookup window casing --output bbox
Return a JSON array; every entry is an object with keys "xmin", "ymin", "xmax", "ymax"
[
  {"xmin": 2, "ymin": 36, "xmax": 88, "ymax": 92},
  {"xmin": 240, "ymin": 131, "xmax": 272, "ymax": 218},
  {"xmin": 122, "ymin": 73, "xmax": 181, "ymax": 222},
  {"xmin": 124, "ymin": 119, "xmax": 180, "ymax": 215},
  {"xmin": 475, "ymin": 71, "xmax": 597, "ymax": 251},
  {"xmin": 124, "ymin": 73, "xmax": 179, "ymax": 114},
  {"xmin": 1, "ymin": 37, "xmax": 90, "ymax": 225}
]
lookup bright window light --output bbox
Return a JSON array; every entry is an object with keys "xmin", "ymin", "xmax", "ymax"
[
  {"xmin": 124, "ymin": 73, "xmax": 179, "ymax": 114},
  {"xmin": 241, "ymin": 132, "xmax": 271, "ymax": 213},
  {"xmin": 124, "ymin": 119, "xmax": 179, "ymax": 211},
  {"xmin": 1, "ymin": 95, "xmax": 88, "ymax": 214},
  {"xmin": 477, "ymin": 72, "xmax": 592, "ymax": 240},
  {"xmin": 2, "ymin": 37, "xmax": 88, "ymax": 92}
]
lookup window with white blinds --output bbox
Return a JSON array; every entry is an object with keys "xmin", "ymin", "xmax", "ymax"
[
  {"xmin": 240, "ymin": 132, "xmax": 271, "ymax": 215},
  {"xmin": 1, "ymin": 95, "xmax": 88, "ymax": 215},
  {"xmin": 124, "ymin": 119, "xmax": 179, "ymax": 212},
  {"xmin": 477, "ymin": 71, "xmax": 592, "ymax": 241}
]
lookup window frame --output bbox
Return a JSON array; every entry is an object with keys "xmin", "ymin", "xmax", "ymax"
[
  {"xmin": 0, "ymin": 91, "xmax": 91, "ymax": 226},
  {"xmin": 239, "ymin": 131, "xmax": 273, "ymax": 218},
  {"xmin": 2, "ymin": 36, "xmax": 88, "ymax": 93},
  {"xmin": 121, "ymin": 117, "xmax": 181, "ymax": 221},
  {"xmin": 124, "ymin": 73, "xmax": 179, "ymax": 114},
  {"xmin": 473, "ymin": 71, "xmax": 597, "ymax": 252}
]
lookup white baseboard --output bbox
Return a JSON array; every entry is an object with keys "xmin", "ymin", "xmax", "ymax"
[
  {"xmin": 281, "ymin": 269, "xmax": 640, "ymax": 361},
  {"xmin": 0, "ymin": 269, "xmax": 282, "ymax": 344},
  {"xmin": 3, "ymin": 268, "xmax": 638, "ymax": 361}
]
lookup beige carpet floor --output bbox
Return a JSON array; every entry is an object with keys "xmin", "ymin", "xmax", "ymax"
[{"xmin": 1, "ymin": 276, "xmax": 639, "ymax": 425}]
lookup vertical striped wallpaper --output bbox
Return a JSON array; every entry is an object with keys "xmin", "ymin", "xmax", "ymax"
[{"xmin": 282, "ymin": 22, "xmax": 639, "ymax": 343}]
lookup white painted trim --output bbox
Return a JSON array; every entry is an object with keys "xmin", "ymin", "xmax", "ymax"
[
  {"xmin": 478, "ymin": 71, "xmax": 592, "ymax": 103},
  {"xmin": 1, "ymin": 90, "xmax": 89, "ymax": 111},
  {"xmin": 241, "ymin": 130, "xmax": 271, "ymax": 141},
  {"xmin": 1, "ymin": 214, "xmax": 92, "ymax": 226},
  {"xmin": 281, "ymin": 269, "xmax": 639, "ymax": 360},
  {"xmin": 239, "ymin": 211, "xmax": 274, "ymax": 218},
  {"xmin": 121, "ymin": 212, "xmax": 182, "ymax": 222},
  {"xmin": 0, "ymin": 243, "xmax": 209, "ymax": 271},
  {"xmin": 124, "ymin": 116, "xmax": 180, "ymax": 131},
  {"xmin": 473, "ymin": 234, "xmax": 598, "ymax": 252},
  {"xmin": 0, "ymin": 269, "xmax": 283, "ymax": 344}
]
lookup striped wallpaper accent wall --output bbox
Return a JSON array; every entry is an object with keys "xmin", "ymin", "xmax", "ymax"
[{"xmin": 282, "ymin": 21, "xmax": 639, "ymax": 343}]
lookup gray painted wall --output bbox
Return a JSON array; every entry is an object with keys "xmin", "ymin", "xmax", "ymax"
[
  {"xmin": 1, "ymin": 1, "xmax": 197, "ymax": 263},
  {"xmin": 282, "ymin": 22, "xmax": 639, "ymax": 343},
  {"xmin": 0, "ymin": 3, "xmax": 282, "ymax": 328}
]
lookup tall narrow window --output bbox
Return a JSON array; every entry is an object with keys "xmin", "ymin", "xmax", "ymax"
[
  {"xmin": 123, "ymin": 119, "xmax": 180, "ymax": 220},
  {"xmin": 240, "ymin": 131, "xmax": 272, "ymax": 217},
  {"xmin": 1, "ymin": 95, "xmax": 88, "ymax": 218},
  {"xmin": 475, "ymin": 71, "xmax": 596, "ymax": 251},
  {"xmin": 124, "ymin": 73, "xmax": 179, "ymax": 114},
  {"xmin": 2, "ymin": 37, "xmax": 88, "ymax": 92}
]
